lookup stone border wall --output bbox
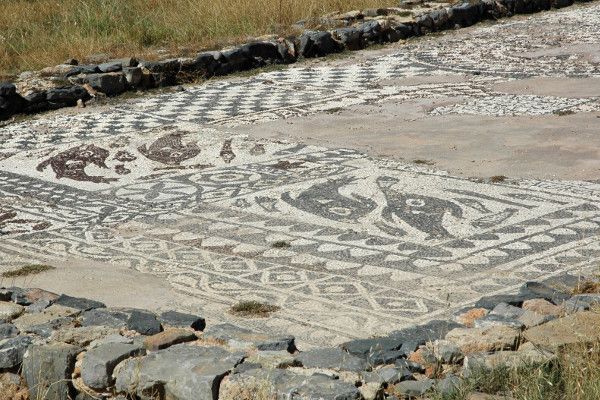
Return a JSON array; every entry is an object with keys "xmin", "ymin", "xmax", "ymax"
[
  {"xmin": 1, "ymin": 273, "xmax": 599, "ymax": 399},
  {"xmin": 0, "ymin": 0, "xmax": 594, "ymax": 122}
]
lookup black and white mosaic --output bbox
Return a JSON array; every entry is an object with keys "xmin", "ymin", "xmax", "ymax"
[{"xmin": 1, "ymin": 3, "xmax": 600, "ymax": 345}]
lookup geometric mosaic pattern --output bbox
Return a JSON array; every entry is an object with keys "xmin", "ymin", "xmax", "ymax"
[{"xmin": 1, "ymin": 3, "xmax": 600, "ymax": 345}]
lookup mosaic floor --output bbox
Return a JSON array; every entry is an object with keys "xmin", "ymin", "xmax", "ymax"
[{"xmin": 1, "ymin": 3, "xmax": 599, "ymax": 345}]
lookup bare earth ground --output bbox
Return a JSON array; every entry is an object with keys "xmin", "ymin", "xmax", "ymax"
[{"xmin": 1, "ymin": 4, "xmax": 599, "ymax": 348}]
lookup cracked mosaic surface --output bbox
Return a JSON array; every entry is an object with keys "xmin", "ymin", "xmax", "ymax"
[{"xmin": 1, "ymin": 3, "xmax": 599, "ymax": 345}]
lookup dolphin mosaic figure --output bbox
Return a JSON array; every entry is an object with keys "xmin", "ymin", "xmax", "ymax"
[{"xmin": 376, "ymin": 176, "xmax": 463, "ymax": 239}]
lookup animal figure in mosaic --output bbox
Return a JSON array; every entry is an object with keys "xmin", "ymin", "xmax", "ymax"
[
  {"xmin": 138, "ymin": 133, "xmax": 200, "ymax": 165},
  {"xmin": 220, "ymin": 139, "xmax": 236, "ymax": 163},
  {"xmin": 36, "ymin": 144, "xmax": 116, "ymax": 183},
  {"xmin": 376, "ymin": 176, "xmax": 463, "ymax": 239},
  {"xmin": 281, "ymin": 176, "xmax": 377, "ymax": 223}
]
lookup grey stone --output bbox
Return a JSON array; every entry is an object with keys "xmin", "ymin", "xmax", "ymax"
[
  {"xmin": 564, "ymin": 294, "xmax": 600, "ymax": 313},
  {"xmin": 389, "ymin": 320, "xmax": 463, "ymax": 355},
  {"xmin": 464, "ymin": 349, "xmax": 554, "ymax": 375},
  {"xmin": 489, "ymin": 302, "xmax": 554, "ymax": 328},
  {"xmin": 523, "ymin": 312, "xmax": 600, "ymax": 351},
  {"xmin": 25, "ymin": 299, "xmax": 52, "ymax": 313},
  {"xmin": 436, "ymin": 375, "xmax": 462, "ymax": 396},
  {"xmin": 0, "ymin": 335, "xmax": 32, "ymax": 368},
  {"xmin": 114, "ymin": 344, "xmax": 244, "ymax": 400},
  {"xmin": 13, "ymin": 304, "xmax": 79, "ymax": 334},
  {"xmin": 81, "ymin": 342, "xmax": 145, "ymax": 390},
  {"xmin": 433, "ymin": 340, "xmax": 464, "ymax": 364},
  {"xmin": 341, "ymin": 337, "xmax": 403, "ymax": 358},
  {"xmin": 0, "ymin": 301, "xmax": 24, "ymax": 322},
  {"xmin": 475, "ymin": 292, "xmax": 537, "ymax": 309},
  {"xmin": 80, "ymin": 308, "xmax": 162, "ymax": 335},
  {"xmin": 519, "ymin": 280, "xmax": 579, "ymax": 304},
  {"xmin": 54, "ymin": 294, "xmax": 106, "ymax": 311},
  {"xmin": 89, "ymin": 333, "xmax": 135, "ymax": 348},
  {"xmin": 203, "ymin": 323, "xmax": 295, "ymax": 352},
  {"xmin": 0, "ymin": 323, "xmax": 19, "ymax": 339},
  {"xmin": 491, "ymin": 302, "xmax": 524, "ymax": 319},
  {"xmin": 362, "ymin": 365, "xmax": 412, "ymax": 385},
  {"xmin": 64, "ymin": 65, "xmax": 100, "ymax": 77},
  {"xmin": 83, "ymin": 73, "xmax": 128, "ymax": 96},
  {"xmin": 473, "ymin": 313, "xmax": 525, "ymax": 329},
  {"xmin": 98, "ymin": 62, "xmax": 123, "ymax": 73},
  {"xmin": 367, "ymin": 349, "xmax": 405, "ymax": 366},
  {"xmin": 221, "ymin": 368, "xmax": 361, "ymax": 400},
  {"xmin": 295, "ymin": 347, "xmax": 368, "ymax": 372},
  {"xmin": 23, "ymin": 342, "xmax": 80, "ymax": 400},
  {"xmin": 50, "ymin": 325, "xmax": 120, "ymax": 347},
  {"xmin": 159, "ymin": 310, "xmax": 205, "ymax": 331},
  {"xmin": 445, "ymin": 326, "xmax": 521, "ymax": 354},
  {"xmin": 395, "ymin": 358, "xmax": 425, "ymax": 373},
  {"xmin": 394, "ymin": 378, "xmax": 434, "ymax": 396},
  {"xmin": 26, "ymin": 316, "xmax": 73, "ymax": 338}
]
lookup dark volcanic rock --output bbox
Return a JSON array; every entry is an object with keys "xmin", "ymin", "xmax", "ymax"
[
  {"xmin": 450, "ymin": 1, "xmax": 486, "ymax": 27},
  {"xmin": 298, "ymin": 31, "xmax": 343, "ymax": 58},
  {"xmin": 81, "ymin": 308, "xmax": 162, "ymax": 335},
  {"xmin": 203, "ymin": 323, "xmax": 296, "ymax": 352},
  {"xmin": 83, "ymin": 72, "xmax": 128, "ymax": 96},
  {"xmin": 0, "ymin": 83, "xmax": 27, "ymax": 120},
  {"xmin": 295, "ymin": 347, "xmax": 368, "ymax": 372},
  {"xmin": 46, "ymin": 86, "xmax": 90, "ymax": 107},
  {"xmin": 333, "ymin": 27, "xmax": 364, "ymax": 50},
  {"xmin": 159, "ymin": 310, "xmax": 206, "ymax": 331},
  {"xmin": 54, "ymin": 294, "xmax": 106, "ymax": 311}
]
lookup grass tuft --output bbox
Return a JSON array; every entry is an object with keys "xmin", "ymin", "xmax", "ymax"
[
  {"xmin": 230, "ymin": 301, "xmax": 280, "ymax": 317},
  {"xmin": 489, "ymin": 175, "xmax": 507, "ymax": 183},
  {"xmin": 271, "ymin": 240, "xmax": 291, "ymax": 248},
  {"xmin": 1, "ymin": 264, "xmax": 55, "ymax": 278}
]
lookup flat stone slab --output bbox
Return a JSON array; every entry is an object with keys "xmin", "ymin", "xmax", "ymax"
[
  {"xmin": 81, "ymin": 342, "xmax": 145, "ymax": 389},
  {"xmin": 114, "ymin": 344, "xmax": 244, "ymax": 400},
  {"xmin": 143, "ymin": 328, "xmax": 197, "ymax": 350},
  {"xmin": 1, "ymin": 2, "xmax": 600, "ymax": 347},
  {"xmin": 23, "ymin": 343, "xmax": 80, "ymax": 400},
  {"xmin": 523, "ymin": 311, "xmax": 600, "ymax": 352}
]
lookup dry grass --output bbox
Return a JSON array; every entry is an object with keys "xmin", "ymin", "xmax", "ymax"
[
  {"xmin": 424, "ymin": 342, "xmax": 600, "ymax": 400},
  {"xmin": 0, "ymin": 0, "xmax": 396, "ymax": 76},
  {"xmin": 230, "ymin": 301, "xmax": 281, "ymax": 317},
  {"xmin": 1, "ymin": 264, "xmax": 55, "ymax": 278},
  {"xmin": 572, "ymin": 278, "xmax": 600, "ymax": 295}
]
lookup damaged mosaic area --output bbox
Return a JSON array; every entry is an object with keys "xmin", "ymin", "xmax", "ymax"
[{"xmin": 1, "ymin": 3, "xmax": 599, "ymax": 345}]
